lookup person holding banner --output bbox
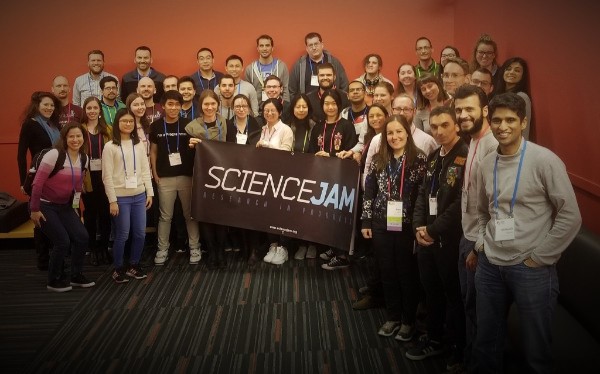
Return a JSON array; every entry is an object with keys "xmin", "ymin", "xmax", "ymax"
[
  {"xmin": 307, "ymin": 89, "xmax": 358, "ymax": 270},
  {"xmin": 361, "ymin": 115, "xmax": 427, "ymax": 340},
  {"xmin": 186, "ymin": 89, "xmax": 229, "ymax": 269},
  {"xmin": 256, "ymin": 98, "xmax": 294, "ymax": 265}
]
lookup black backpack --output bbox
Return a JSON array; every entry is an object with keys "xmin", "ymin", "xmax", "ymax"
[{"xmin": 22, "ymin": 149, "xmax": 88, "ymax": 196}]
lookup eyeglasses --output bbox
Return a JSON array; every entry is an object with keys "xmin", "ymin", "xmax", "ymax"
[
  {"xmin": 265, "ymin": 85, "xmax": 280, "ymax": 89},
  {"xmin": 103, "ymin": 86, "xmax": 118, "ymax": 91},
  {"xmin": 234, "ymin": 105, "xmax": 249, "ymax": 110},
  {"xmin": 307, "ymin": 42, "xmax": 321, "ymax": 49},
  {"xmin": 441, "ymin": 53, "xmax": 456, "ymax": 59},
  {"xmin": 471, "ymin": 79, "xmax": 491, "ymax": 88},
  {"xmin": 392, "ymin": 107, "xmax": 414, "ymax": 114},
  {"xmin": 476, "ymin": 50, "xmax": 495, "ymax": 57},
  {"xmin": 119, "ymin": 119, "xmax": 134, "ymax": 124},
  {"xmin": 264, "ymin": 109, "xmax": 278, "ymax": 114},
  {"xmin": 442, "ymin": 73, "xmax": 465, "ymax": 79}
]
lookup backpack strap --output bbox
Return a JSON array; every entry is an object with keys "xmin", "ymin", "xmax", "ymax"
[{"xmin": 48, "ymin": 150, "xmax": 66, "ymax": 178}]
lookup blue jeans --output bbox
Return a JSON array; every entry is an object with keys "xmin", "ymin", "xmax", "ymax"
[
  {"xmin": 112, "ymin": 193, "xmax": 147, "ymax": 268},
  {"xmin": 38, "ymin": 202, "xmax": 88, "ymax": 283},
  {"xmin": 458, "ymin": 235, "xmax": 477, "ymax": 369},
  {"xmin": 474, "ymin": 252, "xmax": 559, "ymax": 374}
]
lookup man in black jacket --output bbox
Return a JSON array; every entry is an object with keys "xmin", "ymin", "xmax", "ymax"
[{"xmin": 408, "ymin": 106, "xmax": 468, "ymax": 370}]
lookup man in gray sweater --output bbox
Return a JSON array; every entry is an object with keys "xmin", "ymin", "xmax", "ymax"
[{"xmin": 474, "ymin": 92, "xmax": 582, "ymax": 373}]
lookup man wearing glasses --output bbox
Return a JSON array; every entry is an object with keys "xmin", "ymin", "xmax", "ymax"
[
  {"xmin": 442, "ymin": 57, "xmax": 471, "ymax": 96},
  {"xmin": 470, "ymin": 68, "xmax": 494, "ymax": 97},
  {"xmin": 306, "ymin": 63, "xmax": 350, "ymax": 124},
  {"xmin": 99, "ymin": 76, "xmax": 125, "ymax": 126},
  {"xmin": 289, "ymin": 32, "xmax": 348, "ymax": 99},
  {"xmin": 257, "ymin": 75, "xmax": 290, "ymax": 124},
  {"xmin": 414, "ymin": 37, "xmax": 441, "ymax": 78}
]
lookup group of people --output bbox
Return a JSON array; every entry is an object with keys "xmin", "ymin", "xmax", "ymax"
[{"xmin": 17, "ymin": 32, "xmax": 581, "ymax": 373}]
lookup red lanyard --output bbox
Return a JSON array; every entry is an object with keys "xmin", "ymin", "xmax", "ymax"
[
  {"xmin": 321, "ymin": 121, "xmax": 338, "ymax": 152},
  {"xmin": 86, "ymin": 128, "xmax": 102, "ymax": 159}
]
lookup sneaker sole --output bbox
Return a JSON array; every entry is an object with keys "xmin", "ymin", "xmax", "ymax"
[
  {"xmin": 47, "ymin": 285, "xmax": 72, "ymax": 292},
  {"xmin": 70, "ymin": 282, "xmax": 96, "ymax": 288},
  {"xmin": 125, "ymin": 273, "xmax": 147, "ymax": 280},
  {"xmin": 189, "ymin": 259, "xmax": 200, "ymax": 265},
  {"xmin": 378, "ymin": 326, "xmax": 400, "ymax": 337},
  {"xmin": 395, "ymin": 333, "xmax": 414, "ymax": 342},
  {"xmin": 154, "ymin": 257, "xmax": 168, "ymax": 265},
  {"xmin": 321, "ymin": 264, "xmax": 349, "ymax": 270},
  {"xmin": 113, "ymin": 279, "xmax": 130, "ymax": 284},
  {"xmin": 405, "ymin": 348, "xmax": 444, "ymax": 361}
]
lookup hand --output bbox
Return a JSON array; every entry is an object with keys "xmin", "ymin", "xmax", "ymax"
[
  {"xmin": 256, "ymin": 140, "xmax": 269, "ymax": 148},
  {"xmin": 415, "ymin": 226, "xmax": 434, "ymax": 246},
  {"xmin": 315, "ymin": 151, "xmax": 330, "ymax": 157},
  {"xmin": 110, "ymin": 202, "xmax": 119, "ymax": 216},
  {"xmin": 152, "ymin": 171, "xmax": 160, "ymax": 184},
  {"xmin": 20, "ymin": 186, "xmax": 26, "ymax": 195},
  {"xmin": 189, "ymin": 137, "xmax": 202, "ymax": 148},
  {"xmin": 145, "ymin": 196, "xmax": 153, "ymax": 210},
  {"xmin": 336, "ymin": 150, "xmax": 353, "ymax": 159},
  {"xmin": 466, "ymin": 250, "xmax": 478, "ymax": 271},
  {"xmin": 352, "ymin": 152, "xmax": 362, "ymax": 165},
  {"xmin": 523, "ymin": 257, "xmax": 541, "ymax": 268},
  {"xmin": 361, "ymin": 228, "xmax": 372, "ymax": 239},
  {"xmin": 30, "ymin": 211, "xmax": 45, "ymax": 228}
]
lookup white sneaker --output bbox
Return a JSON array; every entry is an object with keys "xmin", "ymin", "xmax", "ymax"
[
  {"xmin": 306, "ymin": 245, "xmax": 317, "ymax": 259},
  {"xmin": 189, "ymin": 249, "xmax": 201, "ymax": 264},
  {"xmin": 154, "ymin": 250, "xmax": 169, "ymax": 265},
  {"xmin": 271, "ymin": 246, "xmax": 288, "ymax": 265},
  {"xmin": 263, "ymin": 244, "xmax": 278, "ymax": 263},
  {"xmin": 294, "ymin": 246, "xmax": 308, "ymax": 260}
]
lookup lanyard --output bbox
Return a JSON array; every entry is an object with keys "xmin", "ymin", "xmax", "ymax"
[
  {"xmin": 203, "ymin": 119, "xmax": 222, "ymax": 141},
  {"xmin": 428, "ymin": 153, "xmax": 444, "ymax": 197},
  {"xmin": 321, "ymin": 121, "xmax": 338, "ymax": 153},
  {"xmin": 236, "ymin": 117, "xmax": 249, "ymax": 134},
  {"xmin": 262, "ymin": 124, "xmax": 277, "ymax": 143},
  {"xmin": 102, "ymin": 102, "xmax": 118, "ymax": 124},
  {"xmin": 86, "ymin": 129, "xmax": 102, "ymax": 159},
  {"xmin": 463, "ymin": 135, "xmax": 484, "ymax": 190},
  {"xmin": 302, "ymin": 128, "xmax": 309, "ymax": 153},
  {"xmin": 66, "ymin": 104, "xmax": 72, "ymax": 122},
  {"xmin": 387, "ymin": 154, "xmax": 406, "ymax": 200},
  {"xmin": 180, "ymin": 105, "xmax": 194, "ymax": 119},
  {"xmin": 197, "ymin": 71, "xmax": 215, "ymax": 90},
  {"xmin": 119, "ymin": 141, "xmax": 136, "ymax": 178},
  {"xmin": 137, "ymin": 68, "xmax": 152, "ymax": 81},
  {"xmin": 67, "ymin": 153, "xmax": 83, "ymax": 192},
  {"xmin": 349, "ymin": 107, "xmax": 367, "ymax": 124},
  {"xmin": 163, "ymin": 119, "xmax": 180, "ymax": 154},
  {"xmin": 308, "ymin": 57, "xmax": 323, "ymax": 76},
  {"xmin": 494, "ymin": 140, "xmax": 527, "ymax": 217}
]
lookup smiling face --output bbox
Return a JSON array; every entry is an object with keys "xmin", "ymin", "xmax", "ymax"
[
  {"xmin": 137, "ymin": 77, "xmax": 156, "ymax": 100},
  {"xmin": 322, "ymin": 96, "xmax": 339, "ymax": 121},
  {"xmin": 51, "ymin": 76, "xmax": 70, "ymax": 101},
  {"xmin": 398, "ymin": 64, "xmax": 416, "ymax": 88},
  {"xmin": 317, "ymin": 68, "xmax": 335, "ymax": 90},
  {"xmin": 135, "ymin": 49, "xmax": 152, "ymax": 72},
  {"xmin": 219, "ymin": 78, "xmax": 235, "ymax": 99},
  {"xmin": 373, "ymin": 86, "xmax": 392, "ymax": 108},
  {"xmin": 490, "ymin": 107, "xmax": 526, "ymax": 154},
  {"xmin": 178, "ymin": 81, "xmax": 195, "ymax": 103},
  {"xmin": 264, "ymin": 78, "xmax": 282, "ymax": 99},
  {"xmin": 118, "ymin": 114, "xmax": 135, "ymax": 136},
  {"xmin": 38, "ymin": 96, "xmax": 55, "ymax": 119},
  {"xmin": 365, "ymin": 56, "xmax": 380, "ymax": 75},
  {"xmin": 66, "ymin": 127, "xmax": 84, "ymax": 153},
  {"xmin": 420, "ymin": 81, "xmax": 440, "ymax": 102},
  {"xmin": 129, "ymin": 97, "xmax": 146, "ymax": 119},
  {"xmin": 367, "ymin": 106, "xmax": 387, "ymax": 134},
  {"xmin": 443, "ymin": 62, "xmax": 469, "ymax": 96},
  {"xmin": 201, "ymin": 96, "xmax": 218, "ymax": 118},
  {"xmin": 88, "ymin": 53, "xmax": 104, "ymax": 75},
  {"xmin": 293, "ymin": 98, "xmax": 309, "ymax": 120},
  {"xmin": 454, "ymin": 94, "xmax": 487, "ymax": 136},
  {"xmin": 476, "ymin": 43, "xmax": 495, "ymax": 69},
  {"xmin": 163, "ymin": 98, "xmax": 181, "ymax": 121},
  {"xmin": 386, "ymin": 120, "xmax": 408, "ymax": 155},
  {"xmin": 197, "ymin": 50, "xmax": 214, "ymax": 72},
  {"xmin": 263, "ymin": 102, "xmax": 280, "ymax": 125},
  {"xmin": 226, "ymin": 58, "xmax": 243, "ymax": 80},
  {"xmin": 503, "ymin": 62, "xmax": 524, "ymax": 89},
  {"xmin": 415, "ymin": 39, "xmax": 432, "ymax": 62},
  {"xmin": 233, "ymin": 97, "xmax": 249, "ymax": 120},
  {"xmin": 257, "ymin": 38, "xmax": 273, "ymax": 59},
  {"xmin": 85, "ymin": 99, "xmax": 101, "ymax": 121}
]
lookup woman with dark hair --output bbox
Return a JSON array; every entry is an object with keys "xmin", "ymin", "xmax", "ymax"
[
  {"xmin": 440, "ymin": 46, "xmax": 460, "ymax": 68},
  {"xmin": 102, "ymin": 109, "xmax": 154, "ymax": 283},
  {"xmin": 17, "ymin": 91, "xmax": 62, "ymax": 270},
  {"xmin": 30, "ymin": 122, "xmax": 94, "ymax": 292},
  {"xmin": 288, "ymin": 94, "xmax": 316, "ymax": 154},
  {"xmin": 361, "ymin": 104, "xmax": 389, "ymax": 177},
  {"xmin": 495, "ymin": 57, "xmax": 532, "ymax": 140},
  {"xmin": 126, "ymin": 93, "xmax": 150, "ymax": 158},
  {"xmin": 356, "ymin": 54, "xmax": 394, "ymax": 102},
  {"xmin": 81, "ymin": 96, "xmax": 112, "ymax": 265},
  {"xmin": 414, "ymin": 74, "xmax": 451, "ymax": 134},
  {"xmin": 226, "ymin": 93, "xmax": 261, "ymax": 146},
  {"xmin": 361, "ymin": 115, "xmax": 427, "ymax": 340},
  {"xmin": 396, "ymin": 63, "xmax": 418, "ymax": 107},
  {"xmin": 307, "ymin": 89, "xmax": 358, "ymax": 270}
]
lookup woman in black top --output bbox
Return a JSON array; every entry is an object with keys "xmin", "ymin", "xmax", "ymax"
[{"xmin": 226, "ymin": 94, "xmax": 261, "ymax": 146}]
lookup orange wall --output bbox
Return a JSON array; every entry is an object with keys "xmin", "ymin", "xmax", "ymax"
[{"xmin": 3, "ymin": 0, "xmax": 597, "ymax": 234}]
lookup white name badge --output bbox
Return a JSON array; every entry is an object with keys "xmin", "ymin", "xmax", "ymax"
[
  {"xmin": 236, "ymin": 133, "xmax": 248, "ymax": 145},
  {"xmin": 429, "ymin": 197, "xmax": 438, "ymax": 216},
  {"xmin": 494, "ymin": 217, "xmax": 515, "ymax": 241},
  {"xmin": 168, "ymin": 152, "xmax": 182, "ymax": 166},
  {"xmin": 125, "ymin": 175, "xmax": 137, "ymax": 189},
  {"xmin": 90, "ymin": 158, "xmax": 102, "ymax": 171},
  {"xmin": 461, "ymin": 189, "xmax": 468, "ymax": 213},
  {"xmin": 387, "ymin": 201, "xmax": 403, "ymax": 231},
  {"xmin": 310, "ymin": 75, "xmax": 319, "ymax": 86},
  {"xmin": 72, "ymin": 192, "xmax": 81, "ymax": 209},
  {"xmin": 262, "ymin": 91, "xmax": 268, "ymax": 102}
]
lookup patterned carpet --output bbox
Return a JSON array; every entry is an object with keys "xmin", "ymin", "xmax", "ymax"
[{"xmin": 0, "ymin": 242, "xmax": 446, "ymax": 374}]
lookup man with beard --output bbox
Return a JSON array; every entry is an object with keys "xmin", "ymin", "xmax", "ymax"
[
  {"xmin": 307, "ymin": 63, "xmax": 350, "ymax": 123},
  {"xmin": 121, "ymin": 46, "xmax": 166, "ymax": 103},
  {"xmin": 338, "ymin": 80, "xmax": 369, "ymax": 162},
  {"xmin": 73, "ymin": 50, "xmax": 118, "ymax": 106},
  {"xmin": 99, "ymin": 76, "xmax": 125, "ymax": 126},
  {"xmin": 163, "ymin": 75, "xmax": 179, "ymax": 93},
  {"xmin": 51, "ymin": 75, "xmax": 82, "ymax": 127},
  {"xmin": 215, "ymin": 55, "xmax": 258, "ymax": 116},
  {"xmin": 452, "ymin": 85, "xmax": 497, "ymax": 372},
  {"xmin": 137, "ymin": 77, "xmax": 164, "ymax": 123},
  {"xmin": 245, "ymin": 35, "xmax": 290, "ymax": 104},
  {"xmin": 443, "ymin": 57, "xmax": 471, "ymax": 97},
  {"xmin": 190, "ymin": 48, "xmax": 223, "ymax": 92},
  {"xmin": 215, "ymin": 75, "xmax": 236, "ymax": 120},
  {"xmin": 178, "ymin": 76, "xmax": 199, "ymax": 120},
  {"xmin": 289, "ymin": 32, "xmax": 348, "ymax": 98}
]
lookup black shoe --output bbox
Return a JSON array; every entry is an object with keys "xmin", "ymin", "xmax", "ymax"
[
  {"xmin": 47, "ymin": 279, "xmax": 72, "ymax": 292},
  {"xmin": 112, "ymin": 268, "xmax": 129, "ymax": 284},
  {"xmin": 70, "ymin": 273, "xmax": 96, "ymax": 288},
  {"xmin": 406, "ymin": 335, "xmax": 445, "ymax": 360},
  {"xmin": 126, "ymin": 265, "xmax": 148, "ymax": 280}
]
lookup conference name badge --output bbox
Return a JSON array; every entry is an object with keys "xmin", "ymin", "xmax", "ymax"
[
  {"xmin": 169, "ymin": 152, "xmax": 182, "ymax": 166},
  {"xmin": 125, "ymin": 175, "xmax": 137, "ymax": 189},
  {"xmin": 310, "ymin": 75, "xmax": 319, "ymax": 86},
  {"xmin": 387, "ymin": 201, "xmax": 403, "ymax": 231},
  {"xmin": 494, "ymin": 217, "xmax": 515, "ymax": 241},
  {"xmin": 90, "ymin": 158, "xmax": 102, "ymax": 171},
  {"xmin": 72, "ymin": 192, "xmax": 81, "ymax": 209},
  {"xmin": 236, "ymin": 133, "xmax": 248, "ymax": 145},
  {"xmin": 429, "ymin": 197, "xmax": 437, "ymax": 216}
]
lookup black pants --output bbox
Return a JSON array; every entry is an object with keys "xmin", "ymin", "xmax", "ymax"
[
  {"xmin": 373, "ymin": 228, "xmax": 419, "ymax": 323},
  {"xmin": 82, "ymin": 173, "xmax": 111, "ymax": 251}
]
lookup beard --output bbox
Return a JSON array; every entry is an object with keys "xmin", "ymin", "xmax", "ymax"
[{"xmin": 462, "ymin": 115, "xmax": 484, "ymax": 135}]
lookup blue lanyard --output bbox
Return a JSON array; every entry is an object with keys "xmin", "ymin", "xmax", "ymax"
[
  {"xmin": 349, "ymin": 107, "xmax": 367, "ymax": 124},
  {"xmin": 203, "ymin": 119, "xmax": 222, "ymax": 141},
  {"xmin": 493, "ymin": 140, "xmax": 527, "ymax": 217},
  {"xmin": 137, "ymin": 68, "xmax": 152, "ymax": 81},
  {"xmin": 197, "ymin": 71, "xmax": 215, "ymax": 90},
  {"xmin": 387, "ymin": 154, "xmax": 406, "ymax": 200},
  {"xmin": 163, "ymin": 118, "xmax": 180, "ymax": 154},
  {"xmin": 102, "ymin": 102, "xmax": 118, "ymax": 124},
  {"xmin": 67, "ymin": 153, "xmax": 83, "ymax": 192},
  {"xmin": 308, "ymin": 57, "xmax": 323, "ymax": 76},
  {"xmin": 119, "ymin": 142, "xmax": 136, "ymax": 177},
  {"xmin": 180, "ymin": 106, "xmax": 195, "ymax": 119}
]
